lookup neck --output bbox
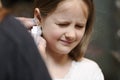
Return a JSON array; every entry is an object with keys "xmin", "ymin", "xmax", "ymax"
[
  {"xmin": 45, "ymin": 47, "xmax": 71, "ymax": 66},
  {"xmin": 45, "ymin": 46, "xmax": 72, "ymax": 79}
]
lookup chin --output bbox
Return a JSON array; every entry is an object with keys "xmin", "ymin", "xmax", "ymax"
[{"xmin": 56, "ymin": 49, "xmax": 71, "ymax": 54}]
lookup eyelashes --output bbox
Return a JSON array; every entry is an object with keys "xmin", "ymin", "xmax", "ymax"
[
  {"xmin": 57, "ymin": 23, "xmax": 85, "ymax": 29},
  {"xmin": 57, "ymin": 23, "xmax": 69, "ymax": 27},
  {"xmin": 75, "ymin": 24, "xmax": 85, "ymax": 29}
]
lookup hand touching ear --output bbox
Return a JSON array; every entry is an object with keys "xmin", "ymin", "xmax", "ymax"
[
  {"xmin": 38, "ymin": 36, "xmax": 47, "ymax": 62},
  {"xmin": 16, "ymin": 17, "xmax": 36, "ymax": 29},
  {"xmin": 17, "ymin": 17, "xmax": 47, "ymax": 63}
]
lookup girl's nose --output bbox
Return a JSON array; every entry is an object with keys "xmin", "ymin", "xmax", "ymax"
[{"xmin": 65, "ymin": 29, "xmax": 76, "ymax": 41}]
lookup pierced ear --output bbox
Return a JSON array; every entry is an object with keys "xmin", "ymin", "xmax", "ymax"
[{"xmin": 34, "ymin": 8, "xmax": 42, "ymax": 24}]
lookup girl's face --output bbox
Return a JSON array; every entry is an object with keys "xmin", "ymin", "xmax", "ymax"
[{"xmin": 41, "ymin": 0, "xmax": 88, "ymax": 54}]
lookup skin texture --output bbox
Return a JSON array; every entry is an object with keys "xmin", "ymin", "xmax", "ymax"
[{"xmin": 35, "ymin": 0, "xmax": 89, "ymax": 78}]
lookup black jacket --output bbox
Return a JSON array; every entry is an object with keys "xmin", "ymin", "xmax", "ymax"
[{"xmin": 0, "ymin": 15, "xmax": 51, "ymax": 80}]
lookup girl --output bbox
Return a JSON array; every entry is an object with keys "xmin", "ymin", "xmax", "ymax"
[{"xmin": 20, "ymin": 0, "xmax": 104, "ymax": 80}]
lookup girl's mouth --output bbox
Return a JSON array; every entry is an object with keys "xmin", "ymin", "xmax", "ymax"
[{"xmin": 60, "ymin": 39, "xmax": 73, "ymax": 45}]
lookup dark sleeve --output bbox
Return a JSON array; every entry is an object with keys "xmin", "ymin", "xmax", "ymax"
[
  {"xmin": 0, "ymin": 31, "xmax": 16, "ymax": 80},
  {"xmin": 0, "ymin": 15, "xmax": 52, "ymax": 80}
]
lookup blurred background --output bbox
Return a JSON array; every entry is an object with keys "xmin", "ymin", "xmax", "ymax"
[
  {"xmin": 4, "ymin": 0, "xmax": 120, "ymax": 80},
  {"xmin": 86, "ymin": 0, "xmax": 120, "ymax": 80}
]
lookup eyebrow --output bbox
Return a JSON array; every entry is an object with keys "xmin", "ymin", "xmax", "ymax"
[{"xmin": 54, "ymin": 15, "xmax": 87, "ymax": 25}]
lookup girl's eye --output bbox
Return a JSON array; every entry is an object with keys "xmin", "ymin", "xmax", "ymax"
[
  {"xmin": 57, "ymin": 23, "xmax": 69, "ymax": 27},
  {"xmin": 75, "ymin": 24, "xmax": 84, "ymax": 29}
]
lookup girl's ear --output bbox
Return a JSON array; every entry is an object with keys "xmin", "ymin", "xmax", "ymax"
[{"xmin": 34, "ymin": 8, "xmax": 42, "ymax": 24}]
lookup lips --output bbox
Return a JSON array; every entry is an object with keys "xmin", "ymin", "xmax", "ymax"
[{"xmin": 60, "ymin": 39, "xmax": 73, "ymax": 45}]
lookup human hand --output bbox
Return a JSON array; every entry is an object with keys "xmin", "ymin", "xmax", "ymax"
[
  {"xmin": 17, "ymin": 17, "xmax": 47, "ymax": 61},
  {"xmin": 16, "ymin": 17, "xmax": 35, "ymax": 29},
  {"xmin": 37, "ymin": 36, "xmax": 47, "ymax": 61}
]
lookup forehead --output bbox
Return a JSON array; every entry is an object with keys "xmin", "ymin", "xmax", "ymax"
[
  {"xmin": 54, "ymin": 0, "xmax": 88, "ymax": 17},
  {"xmin": 46, "ymin": 0, "xmax": 88, "ymax": 22}
]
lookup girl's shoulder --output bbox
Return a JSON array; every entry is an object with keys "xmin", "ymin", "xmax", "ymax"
[
  {"xmin": 69, "ymin": 58, "xmax": 104, "ymax": 80},
  {"xmin": 73, "ymin": 58, "xmax": 100, "ymax": 68},
  {"xmin": 72, "ymin": 57, "xmax": 102, "ymax": 72},
  {"xmin": 55, "ymin": 58, "xmax": 104, "ymax": 80}
]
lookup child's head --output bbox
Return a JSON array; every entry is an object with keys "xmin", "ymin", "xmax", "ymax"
[{"xmin": 34, "ymin": 0, "xmax": 94, "ymax": 61}]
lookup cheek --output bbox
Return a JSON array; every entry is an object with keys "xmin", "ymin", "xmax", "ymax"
[
  {"xmin": 77, "ymin": 29, "xmax": 85, "ymax": 42},
  {"xmin": 42, "ymin": 27, "xmax": 62, "ymax": 41}
]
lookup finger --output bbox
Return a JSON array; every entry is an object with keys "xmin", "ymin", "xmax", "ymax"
[
  {"xmin": 16, "ymin": 17, "xmax": 36, "ymax": 29},
  {"xmin": 37, "ymin": 37, "xmax": 47, "ymax": 60}
]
